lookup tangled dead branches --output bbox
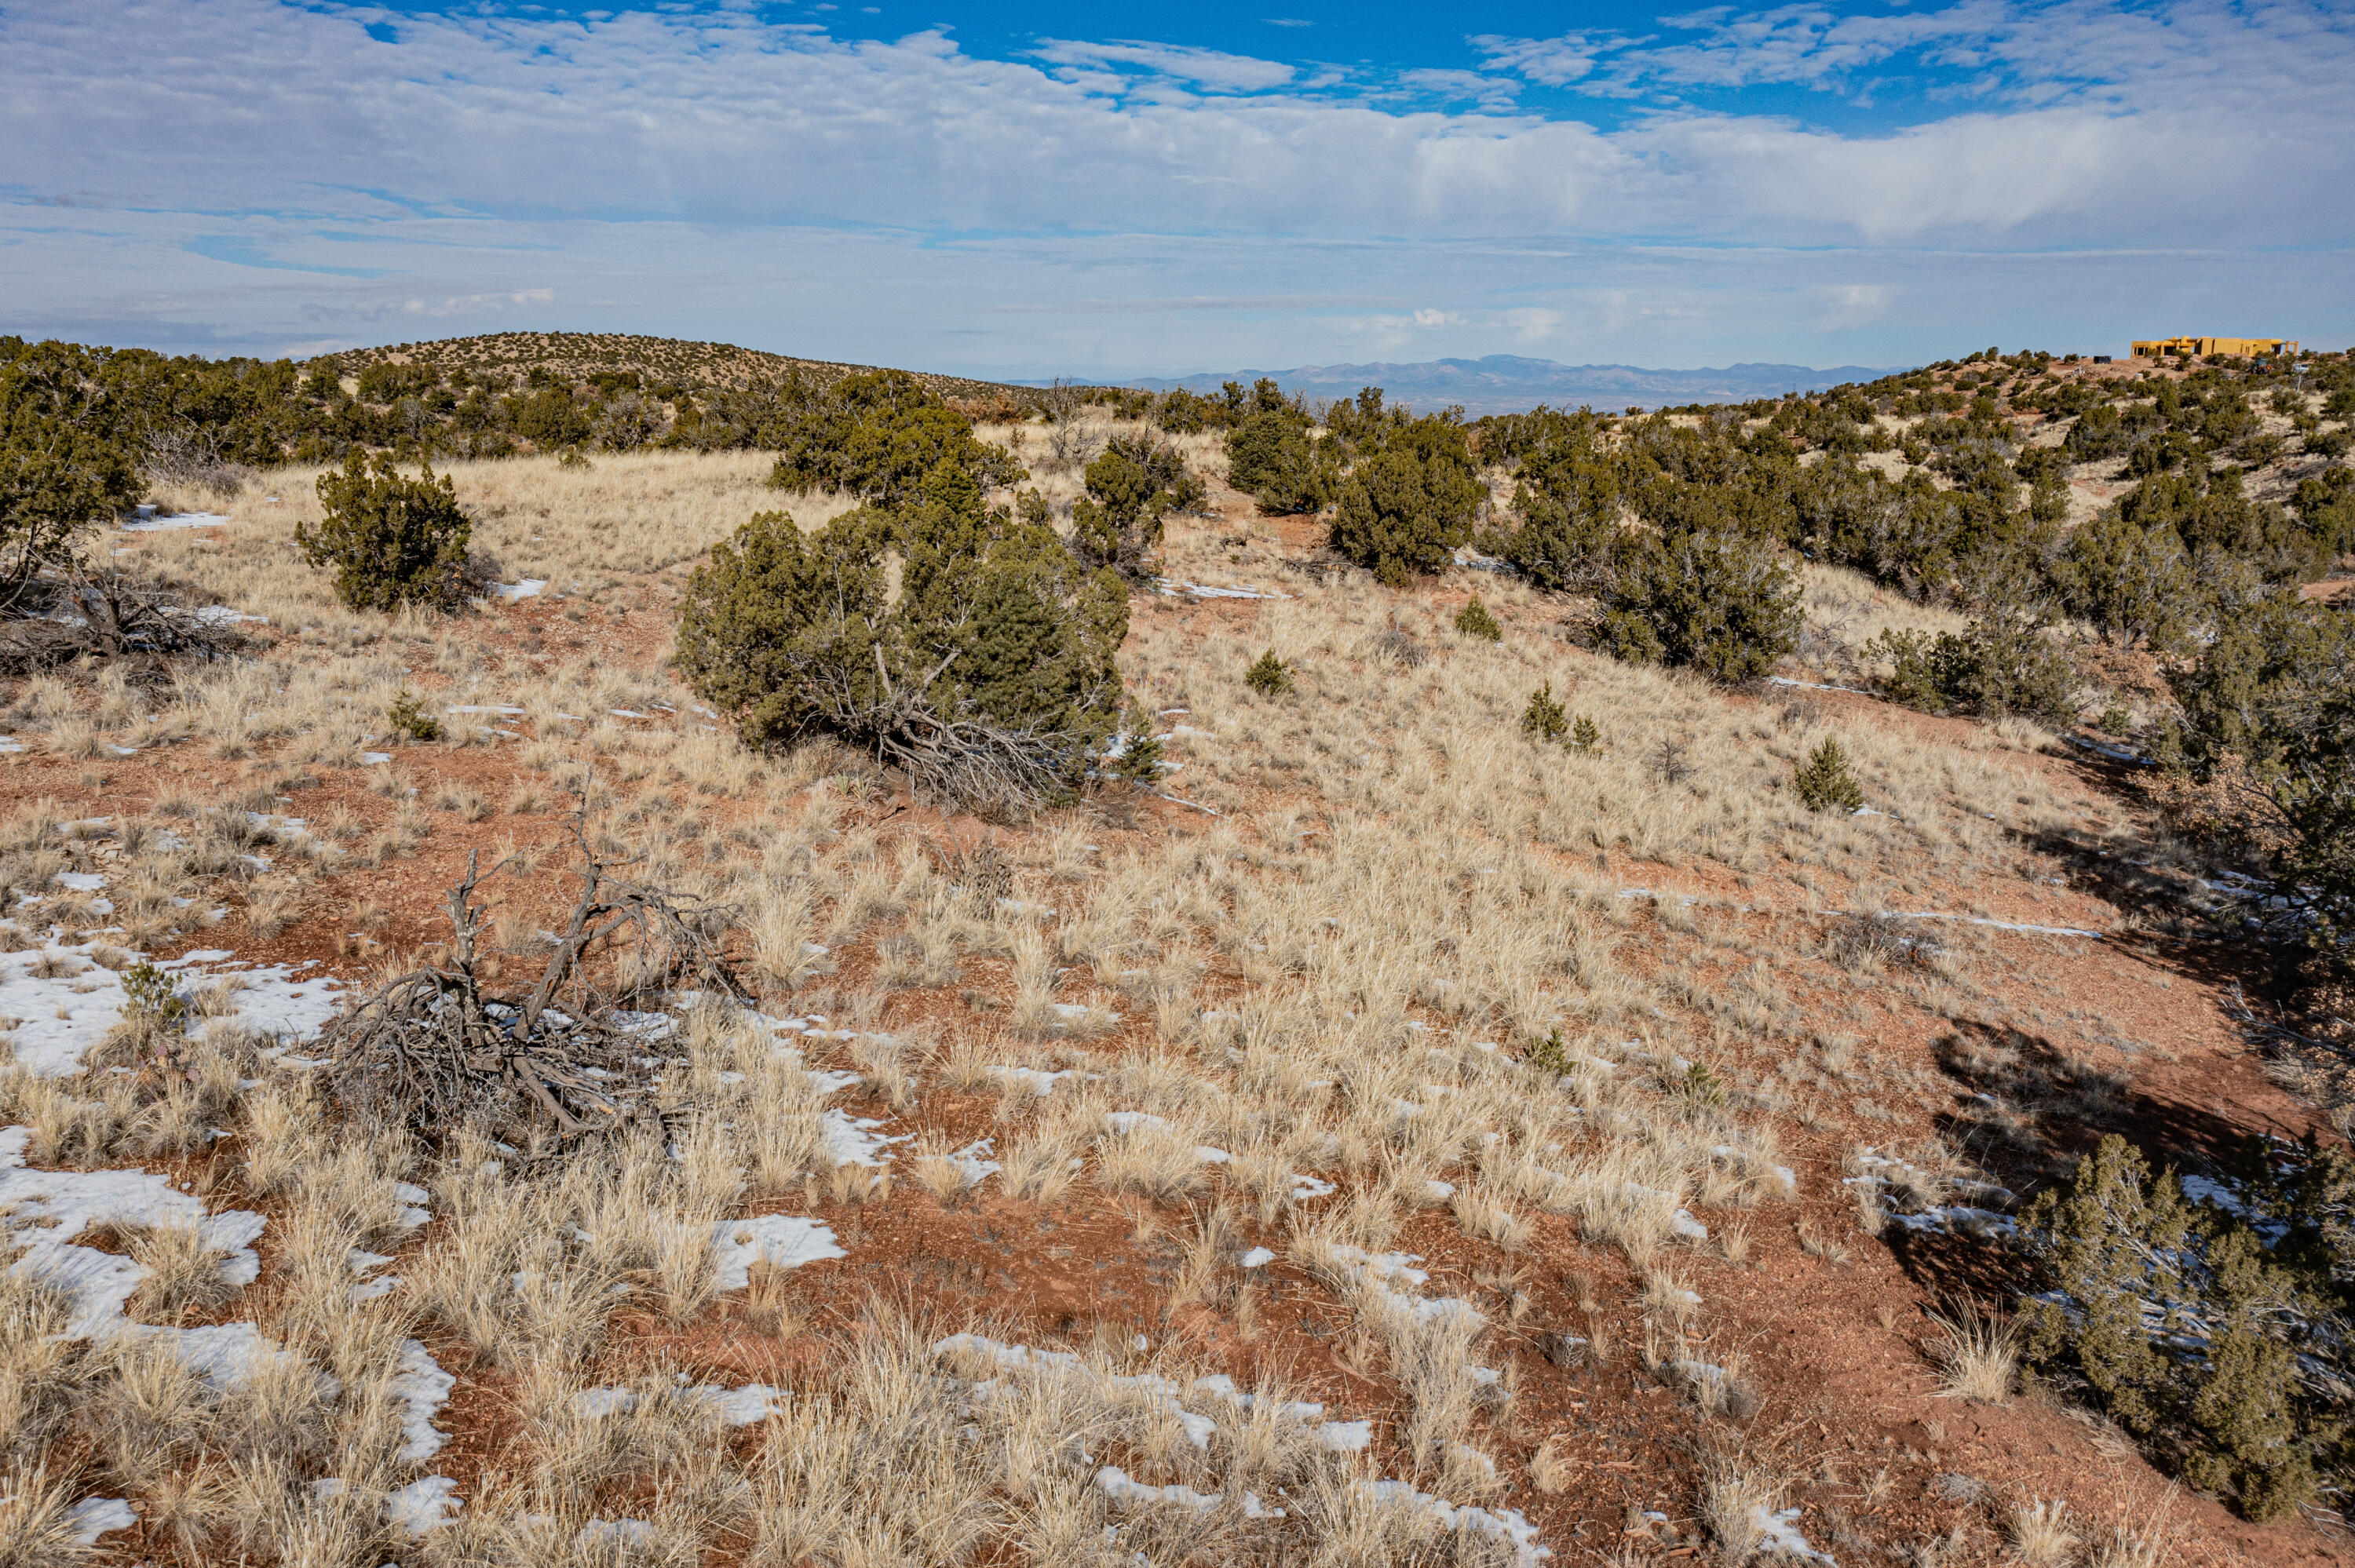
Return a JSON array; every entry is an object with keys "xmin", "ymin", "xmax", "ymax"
[
  {"xmin": 0, "ymin": 571, "xmax": 243, "ymax": 675},
  {"xmin": 1828, "ymin": 910, "xmax": 1945, "ymax": 972},
  {"xmin": 321, "ymin": 833, "xmax": 746, "ymax": 1151},
  {"xmin": 871, "ymin": 708, "xmax": 1089, "ymax": 819}
]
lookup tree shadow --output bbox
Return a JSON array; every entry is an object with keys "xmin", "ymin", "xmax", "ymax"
[{"xmin": 1882, "ymin": 1018, "xmax": 2292, "ymax": 1302}]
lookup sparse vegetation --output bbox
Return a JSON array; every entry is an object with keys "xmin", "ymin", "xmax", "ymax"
[
  {"xmin": 0, "ymin": 333, "xmax": 2347, "ymax": 1568},
  {"xmin": 1521, "ymin": 682, "xmax": 1568, "ymax": 744},
  {"xmin": 1596, "ymin": 529, "xmax": 1804, "ymax": 683},
  {"xmin": 1793, "ymin": 737, "xmax": 1866, "ymax": 814},
  {"xmin": 2018, "ymin": 1133, "xmax": 2351, "ymax": 1521},
  {"xmin": 1454, "ymin": 596, "xmax": 1502, "ymax": 642},
  {"xmin": 298, "ymin": 450, "xmax": 476, "ymax": 611},
  {"xmin": 1069, "ymin": 434, "xmax": 1202, "ymax": 580},
  {"xmin": 1244, "ymin": 648, "xmax": 1294, "ymax": 696},
  {"xmin": 1327, "ymin": 407, "xmax": 1484, "ymax": 585}
]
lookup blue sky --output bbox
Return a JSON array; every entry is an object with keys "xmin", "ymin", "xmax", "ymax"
[{"xmin": 2, "ymin": 0, "xmax": 2349, "ymax": 377}]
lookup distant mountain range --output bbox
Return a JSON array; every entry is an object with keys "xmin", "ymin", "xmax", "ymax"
[{"xmin": 1123, "ymin": 354, "xmax": 1908, "ymax": 415}]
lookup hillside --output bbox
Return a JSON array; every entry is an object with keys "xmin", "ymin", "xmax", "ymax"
[
  {"xmin": 0, "ymin": 337, "xmax": 2350, "ymax": 1568},
  {"xmin": 329, "ymin": 330, "xmax": 1028, "ymax": 406}
]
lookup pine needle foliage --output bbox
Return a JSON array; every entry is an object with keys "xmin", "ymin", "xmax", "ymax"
[
  {"xmin": 1070, "ymin": 436, "xmax": 1202, "ymax": 582},
  {"xmin": 1329, "ymin": 414, "xmax": 1484, "ymax": 585},
  {"xmin": 1453, "ymin": 596, "xmax": 1502, "ymax": 642},
  {"xmin": 1244, "ymin": 649, "xmax": 1294, "ymax": 697},
  {"xmin": 1109, "ymin": 702, "xmax": 1164, "ymax": 785},
  {"xmin": 1595, "ymin": 527, "xmax": 1803, "ymax": 684},
  {"xmin": 1793, "ymin": 738, "xmax": 1866, "ymax": 813},
  {"xmin": 298, "ymin": 449, "xmax": 475, "ymax": 611},
  {"xmin": 767, "ymin": 370, "xmax": 1023, "ymax": 507},
  {"xmin": 386, "ymin": 690, "xmax": 443, "ymax": 742},
  {"xmin": 2019, "ymin": 1133, "xmax": 2354, "ymax": 1522},
  {"xmin": 1521, "ymin": 684, "xmax": 1568, "ymax": 744},
  {"xmin": 676, "ymin": 461, "xmax": 1126, "ymax": 811}
]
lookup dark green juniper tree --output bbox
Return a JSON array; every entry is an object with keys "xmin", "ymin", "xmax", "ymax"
[
  {"xmin": 1327, "ymin": 412, "xmax": 1484, "ymax": 586},
  {"xmin": 677, "ymin": 440, "xmax": 1127, "ymax": 811},
  {"xmin": 0, "ymin": 345, "xmax": 139, "ymax": 600},
  {"xmin": 1070, "ymin": 436, "xmax": 1203, "ymax": 582},
  {"xmin": 298, "ymin": 450, "xmax": 476, "ymax": 612}
]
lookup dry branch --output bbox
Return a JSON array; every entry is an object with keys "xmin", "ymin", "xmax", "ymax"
[
  {"xmin": 320, "ymin": 831, "xmax": 746, "ymax": 1150},
  {"xmin": 0, "ymin": 570, "xmax": 243, "ymax": 674}
]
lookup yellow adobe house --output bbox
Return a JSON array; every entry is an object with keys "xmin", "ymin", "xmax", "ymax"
[{"xmin": 2130, "ymin": 336, "xmax": 2299, "ymax": 358}]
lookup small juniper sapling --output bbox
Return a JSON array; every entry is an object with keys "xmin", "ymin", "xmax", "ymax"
[
  {"xmin": 1454, "ymin": 596, "xmax": 1503, "ymax": 643},
  {"xmin": 1570, "ymin": 714, "xmax": 1601, "ymax": 754},
  {"xmin": 1245, "ymin": 649, "xmax": 1294, "ymax": 697},
  {"xmin": 387, "ymin": 690, "xmax": 443, "ymax": 742},
  {"xmin": 1524, "ymin": 1028, "xmax": 1573, "ymax": 1074},
  {"xmin": 1794, "ymin": 736, "xmax": 1866, "ymax": 813},
  {"xmin": 1521, "ymin": 683, "xmax": 1568, "ymax": 744},
  {"xmin": 1111, "ymin": 702, "xmax": 1164, "ymax": 785}
]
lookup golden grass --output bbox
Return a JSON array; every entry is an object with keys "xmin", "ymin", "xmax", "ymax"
[{"xmin": 0, "ymin": 440, "xmax": 2162, "ymax": 1566}]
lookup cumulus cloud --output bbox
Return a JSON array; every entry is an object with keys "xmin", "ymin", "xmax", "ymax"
[
  {"xmin": 0, "ymin": 0, "xmax": 2346, "ymax": 370},
  {"xmin": 1816, "ymin": 283, "xmax": 1894, "ymax": 330},
  {"xmin": 1035, "ymin": 38, "xmax": 1297, "ymax": 92},
  {"xmin": 0, "ymin": 0, "xmax": 2343, "ymax": 250}
]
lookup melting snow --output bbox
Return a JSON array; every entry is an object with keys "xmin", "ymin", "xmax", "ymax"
[
  {"xmin": 395, "ymin": 1340, "xmax": 457, "ymax": 1461},
  {"xmin": 389, "ymin": 1475, "xmax": 463, "ymax": 1535},
  {"xmin": 988, "ymin": 1064, "xmax": 1080, "ymax": 1096},
  {"xmin": 1097, "ymin": 1465, "xmax": 1283, "ymax": 1518},
  {"xmin": 65, "ymin": 1497, "xmax": 138, "ymax": 1544},
  {"xmin": 491, "ymin": 580, "xmax": 547, "ymax": 600},
  {"xmin": 0, "ymin": 1154, "xmax": 267, "ymax": 1336},
  {"xmin": 1754, "ymin": 1505, "xmax": 1835, "ymax": 1563},
  {"xmin": 0, "ymin": 944, "xmax": 344, "ymax": 1078},
  {"xmin": 1360, "ymin": 1480, "xmax": 1549, "ymax": 1563},
  {"xmin": 708, "ymin": 1213, "xmax": 846, "ymax": 1291},
  {"xmin": 122, "ymin": 510, "xmax": 230, "ymax": 531}
]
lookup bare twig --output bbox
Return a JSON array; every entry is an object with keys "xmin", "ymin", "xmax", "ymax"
[{"xmin": 319, "ymin": 827, "xmax": 746, "ymax": 1151}]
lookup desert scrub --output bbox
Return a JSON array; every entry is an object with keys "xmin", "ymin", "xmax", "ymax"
[
  {"xmin": 1453, "ymin": 597, "xmax": 1502, "ymax": 643},
  {"xmin": 1328, "ymin": 414, "xmax": 1484, "ymax": 585},
  {"xmin": 674, "ymin": 465, "xmax": 1128, "ymax": 810},
  {"xmin": 1793, "ymin": 738, "xmax": 1865, "ymax": 813},
  {"xmin": 1068, "ymin": 436, "xmax": 1201, "ymax": 581},
  {"xmin": 765, "ymin": 369, "xmax": 1022, "ymax": 506},
  {"xmin": 1244, "ymin": 650, "xmax": 1294, "ymax": 697},
  {"xmin": 298, "ymin": 450, "xmax": 476, "ymax": 611},
  {"xmin": 1225, "ymin": 377, "xmax": 1331, "ymax": 516},
  {"xmin": 2165, "ymin": 593, "xmax": 2355, "ymax": 985},
  {"xmin": 386, "ymin": 690, "xmax": 444, "ymax": 742},
  {"xmin": 2017, "ymin": 1132, "xmax": 2353, "ymax": 1521},
  {"xmin": 1595, "ymin": 527, "xmax": 1804, "ymax": 683},
  {"xmin": 1867, "ymin": 614, "xmax": 2079, "ymax": 727},
  {"xmin": 1520, "ymin": 684, "xmax": 1568, "ymax": 745}
]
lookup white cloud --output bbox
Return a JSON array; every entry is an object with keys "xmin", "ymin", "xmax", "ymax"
[
  {"xmin": 1816, "ymin": 283, "xmax": 1893, "ymax": 330},
  {"xmin": 1033, "ymin": 38, "xmax": 1297, "ymax": 93},
  {"xmin": 0, "ymin": 0, "xmax": 2347, "ymax": 371},
  {"xmin": 1397, "ymin": 68, "xmax": 1521, "ymax": 111},
  {"xmin": 0, "ymin": 0, "xmax": 2342, "ymax": 251}
]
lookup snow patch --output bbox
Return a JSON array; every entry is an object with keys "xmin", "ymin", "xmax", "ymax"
[
  {"xmin": 394, "ymin": 1340, "xmax": 457, "ymax": 1461},
  {"xmin": 707, "ymin": 1213, "xmax": 846, "ymax": 1291},
  {"xmin": 1360, "ymin": 1479, "xmax": 1549, "ymax": 1563},
  {"xmin": 65, "ymin": 1497, "xmax": 138, "ymax": 1544},
  {"xmin": 389, "ymin": 1475, "xmax": 463, "ymax": 1536},
  {"xmin": 122, "ymin": 510, "xmax": 230, "ymax": 531}
]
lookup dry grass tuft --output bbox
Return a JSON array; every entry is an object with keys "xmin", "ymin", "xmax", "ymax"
[
  {"xmin": 1925, "ymin": 1298, "xmax": 2017, "ymax": 1403},
  {"xmin": 2006, "ymin": 1498, "xmax": 2081, "ymax": 1568}
]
